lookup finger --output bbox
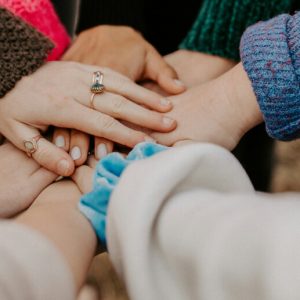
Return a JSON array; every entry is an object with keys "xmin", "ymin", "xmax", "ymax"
[
  {"xmin": 78, "ymin": 65, "xmax": 172, "ymax": 113},
  {"xmin": 31, "ymin": 168, "xmax": 58, "ymax": 193},
  {"xmin": 150, "ymin": 131, "xmax": 178, "ymax": 147},
  {"xmin": 92, "ymin": 92, "xmax": 176, "ymax": 132},
  {"xmin": 9, "ymin": 121, "xmax": 75, "ymax": 176},
  {"xmin": 50, "ymin": 102, "xmax": 155, "ymax": 148},
  {"xmin": 142, "ymin": 81, "xmax": 170, "ymax": 97},
  {"xmin": 69, "ymin": 130, "xmax": 90, "ymax": 166},
  {"xmin": 72, "ymin": 165, "xmax": 94, "ymax": 194},
  {"xmin": 94, "ymin": 137, "xmax": 113, "ymax": 160},
  {"xmin": 145, "ymin": 48, "xmax": 186, "ymax": 95},
  {"xmin": 52, "ymin": 128, "xmax": 70, "ymax": 152},
  {"xmin": 87, "ymin": 155, "xmax": 99, "ymax": 169}
]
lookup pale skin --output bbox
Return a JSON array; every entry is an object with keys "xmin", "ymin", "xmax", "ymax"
[
  {"xmin": 0, "ymin": 61, "xmax": 177, "ymax": 176},
  {"xmin": 0, "ymin": 143, "xmax": 96, "ymax": 293},
  {"xmin": 151, "ymin": 63, "xmax": 263, "ymax": 149},
  {"xmin": 57, "ymin": 27, "xmax": 235, "ymax": 161},
  {"xmin": 16, "ymin": 180, "xmax": 97, "ymax": 291},
  {"xmin": 0, "ymin": 142, "xmax": 57, "ymax": 218},
  {"xmin": 63, "ymin": 25, "xmax": 185, "ymax": 93},
  {"xmin": 60, "ymin": 62, "xmax": 261, "ymax": 157},
  {"xmin": 165, "ymin": 50, "xmax": 237, "ymax": 88},
  {"xmin": 58, "ymin": 25, "xmax": 186, "ymax": 162},
  {"xmin": 12, "ymin": 155, "xmax": 108, "ymax": 296}
]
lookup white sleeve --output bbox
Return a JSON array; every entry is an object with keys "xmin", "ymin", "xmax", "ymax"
[
  {"xmin": 0, "ymin": 222, "xmax": 75, "ymax": 300},
  {"xmin": 107, "ymin": 143, "xmax": 300, "ymax": 300}
]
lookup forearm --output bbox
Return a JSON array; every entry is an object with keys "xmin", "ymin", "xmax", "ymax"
[{"xmin": 16, "ymin": 181, "xmax": 97, "ymax": 291}]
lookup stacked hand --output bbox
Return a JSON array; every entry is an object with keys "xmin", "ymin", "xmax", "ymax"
[
  {"xmin": 165, "ymin": 50, "xmax": 236, "ymax": 88},
  {"xmin": 63, "ymin": 25, "xmax": 185, "ymax": 95},
  {"xmin": 151, "ymin": 63, "xmax": 263, "ymax": 150},
  {"xmin": 0, "ymin": 62, "xmax": 177, "ymax": 176},
  {"xmin": 0, "ymin": 142, "xmax": 57, "ymax": 217}
]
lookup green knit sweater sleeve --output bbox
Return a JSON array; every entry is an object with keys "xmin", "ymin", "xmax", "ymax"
[{"xmin": 180, "ymin": 0, "xmax": 294, "ymax": 61}]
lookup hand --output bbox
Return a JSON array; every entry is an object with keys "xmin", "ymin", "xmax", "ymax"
[
  {"xmin": 0, "ymin": 142, "xmax": 57, "ymax": 217},
  {"xmin": 0, "ymin": 61, "xmax": 176, "ymax": 175},
  {"xmin": 63, "ymin": 25, "xmax": 185, "ymax": 95},
  {"xmin": 165, "ymin": 50, "xmax": 237, "ymax": 88},
  {"xmin": 152, "ymin": 63, "xmax": 263, "ymax": 150}
]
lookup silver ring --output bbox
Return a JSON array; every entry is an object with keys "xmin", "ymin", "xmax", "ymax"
[{"xmin": 91, "ymin": 71, "xmax": 105, "ymax": 95}]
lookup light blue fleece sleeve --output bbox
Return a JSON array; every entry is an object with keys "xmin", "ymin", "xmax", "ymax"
[{"xmin": 78, "ymin": 142, "xmax": 167, "ymax": 248}]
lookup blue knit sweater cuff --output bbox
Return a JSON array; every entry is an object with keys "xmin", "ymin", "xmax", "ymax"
[{"xmin": 240, "ymin": 12, "xmax": 300, "ymax": 141}]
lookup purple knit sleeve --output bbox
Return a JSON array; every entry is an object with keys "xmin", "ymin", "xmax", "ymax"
[{"xmin": 240, "ymin": 12, "xmax": 300, "ymax": 141}]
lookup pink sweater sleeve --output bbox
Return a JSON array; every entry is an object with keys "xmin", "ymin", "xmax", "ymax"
[{"xmin": 0, "ymin": 0, "xmax": 70, "ymax": 60}]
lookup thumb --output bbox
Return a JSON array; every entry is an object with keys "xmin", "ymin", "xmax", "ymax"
[
  {"xmin": 145, "ymin": 47, "xmax": 186, "ymax": 95},
  {"xmin": 9, "ymin": 122, "xmax": 75, "ymax": 177}
]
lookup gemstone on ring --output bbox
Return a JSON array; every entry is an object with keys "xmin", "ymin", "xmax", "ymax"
[
  {"xmin": 24, "ymin": 141, "xmax": 35, "ymax": 152},
  {"xmin": 23, "ymin": 135, "xmax": 41, "ymax": 157},
  {"xmin": 91, "ymin": 82, "xmax": 105, "ymax": 94}
]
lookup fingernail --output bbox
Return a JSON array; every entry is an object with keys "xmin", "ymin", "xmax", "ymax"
[
  {"xmin": 174, "ymin": 79, "xmax": 185, "ymax": 87},
  {"xmin": 160, "ymin": 98, "xmax": 171, "ymax": 107},
  {"xmin": 55, "ymin": 135, "xmax": 65, "ymax": 148},
  {"xmin": 57, "ymin": 159, "xmax": 70, "ymax": 175},
  {"xmin": 163, "ymin": 117, "xmax": 175, "ymax": 127},
  {"xmin": 97, "ymin": 143, "xmax": 107, "ymax": 159},
  {"xmin": 71, "ymin": 146, "xmax": 81, "ymax": 160},
  {"xmin": 144, "ymin": 136, "xmax": 156, "ymax": 143}
]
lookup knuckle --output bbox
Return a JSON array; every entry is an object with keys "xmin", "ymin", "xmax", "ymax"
[
  {"xmin": 97, "ymin": 115, "xmax": 117, "ymax": 133},
  {"xmin": 161, "ymin": 65, "xmax": 176, "ymax": 77},
  {"xmin": 34, "ymin": 146, "xmax": 55, "ymax": 165},
  {"xmin": 111, "ymin": 96, "xmax": 125, "ymax": 116},
  {"xmin": 114, "ymin": 77, "xmax": 128, "ymax": 93},
  {"xmin": 49, "ymin": 94, "xmax": 72, "ymax": 113}
]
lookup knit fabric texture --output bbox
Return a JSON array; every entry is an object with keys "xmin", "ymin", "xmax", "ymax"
[
  {"xmin": 0, "ymin": 0, "xmax": 70, "ymax": 60},
  {"xmin": 240, "ymin": 12, "xmax": 300, "ymax": 141},
  {"xmin": 0, "ymin": 7, "xmax": 53, "ymax": 98},
  {"xmin": 180, "ymin": 0, "xmax": 295, "ymax": 61}
]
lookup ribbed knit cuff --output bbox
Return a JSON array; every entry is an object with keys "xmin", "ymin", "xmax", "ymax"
[
  {"xmin": 180, "ymin": 0, "xmax": 294, "ymax": 61},
  {"xmin": 77, "ymin": 0, "xmax": 145, "ymax": 33},
  {"xmin": 0, "ymin": 7, "xmax": 53, "ymax": 98},
  {"xmin": 240, "ymin": 12, "xmax": 300, "ymax": 141}
]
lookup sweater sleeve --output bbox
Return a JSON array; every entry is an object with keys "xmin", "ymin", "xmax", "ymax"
[
  {"xmin": 0, "ymin": 7, "xmax": 53, "ymax": 98},
  {"xmin": 0, "ymin": 222, "xmax": 75, "ymax": 300},
  {"xmin": 240, "ymin": 12, "xmax": 300, "ymax": 141},
  {"xmin": 107, "ymin": 143, "xmax": 300, "ymax": 300},
  {"xmin": 180, "ymin": 0, "xmax": 294, "ymax": 61}
]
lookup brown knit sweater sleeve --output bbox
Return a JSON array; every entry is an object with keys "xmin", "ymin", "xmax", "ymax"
[{"xmin": 0, "ymin": 7, "xmax": 53, "ymax": 98}]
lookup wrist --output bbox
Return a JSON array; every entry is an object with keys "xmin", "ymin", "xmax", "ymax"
[
  {"xmin": 220, "ymin": 63, "xmax": 263, "ymax": 139},
  {"xmin": 29, "ymin": 181, "xmax": 80, "ymax": 208}
]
